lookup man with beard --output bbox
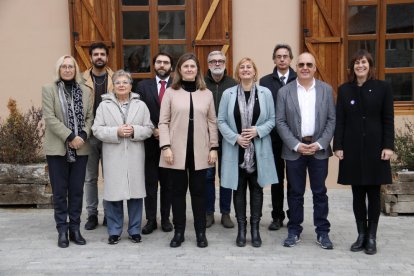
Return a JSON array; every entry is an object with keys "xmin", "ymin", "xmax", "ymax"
[
  {"xmin": 83, "ymin": 42, "xmax": 114, "ymax": 230},
  {"xmin": 260, "ymin": 44, "xmax": 297, "ymax": 231},
  {"xmin": 204, "ymin": 51, "xmax": 237, "ymax": 228},
  {"xmin": 136, "ymin": 52, "xmax": 174, "ymax": 234}
]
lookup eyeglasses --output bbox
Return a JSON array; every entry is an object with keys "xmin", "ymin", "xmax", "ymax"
[
  {"xmin": 114, "ymin": 80, "xmax": 130, "ymax": 86},
  {"xmin": 276, "ymin": 55, "xmax": 290, "ymax": 60},
  {"xmin": 208, "ymin": 59, "xmax": 225, "ymax": 65},
  {"xmin": 60, "ymin": 65, "xmax": 75, "ymax": 70},
  {"xmin": 155, "ymin": 60, "xmax": 171, "ymax": 65},
  {"xmin": 297, "ymin": 62, "xmax": 314, "ymax": 68}
]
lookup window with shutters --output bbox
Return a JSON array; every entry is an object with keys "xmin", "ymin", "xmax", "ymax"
[{"xmin": 346, "ymin": 0, "xmax": 414, "ymax": 114}]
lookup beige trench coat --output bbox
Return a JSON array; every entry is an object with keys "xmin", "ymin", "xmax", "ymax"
[{"xmin": 92, "ymin": 92, "xmax": 153, "ymax": 201}]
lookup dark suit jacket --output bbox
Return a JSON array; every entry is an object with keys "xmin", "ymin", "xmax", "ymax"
[
  {"xmin": 135, "ymin": 77, "xmax": 172, "ymax": 180},
  {"xmin": 276, "ymin": 79, "xmax": 336, "ymax": 161}
]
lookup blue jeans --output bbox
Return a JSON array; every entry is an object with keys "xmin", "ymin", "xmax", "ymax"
[
  {"xmin": 105, "ymin": 198, "xmax": 143, "ymax": 236},
  {"xmin": 286, "ymin": 155, "xmax": 330, "ymax": 236},
  {"xmin": 206, "ymin": 166, "xmax": 232, "ymax": 214}
]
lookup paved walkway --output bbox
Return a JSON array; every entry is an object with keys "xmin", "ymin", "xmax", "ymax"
[{"xmin": 0, "ymin": 188, "xmax": 413, "ymax": 275}]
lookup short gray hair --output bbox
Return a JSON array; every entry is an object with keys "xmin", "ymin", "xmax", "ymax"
[
  {"xmin": 112, "ymin": 69, "xmax": 133, "ymax": 85},
  {"xmin": 207, "ymin": 51, "xmax": 226, "ymax": 62}
]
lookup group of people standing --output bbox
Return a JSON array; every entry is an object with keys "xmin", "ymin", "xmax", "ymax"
[{"xmin": 42, "ymin": 42, "xmax": 394, "ymax": 255}]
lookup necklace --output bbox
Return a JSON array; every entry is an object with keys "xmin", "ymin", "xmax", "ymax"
[{"xmin": 93, "ymin": 73, "xmax": 107, "ymax": 86}]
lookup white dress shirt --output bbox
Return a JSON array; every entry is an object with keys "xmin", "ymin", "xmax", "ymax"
[
  {"xmin": 155, "ymin": 76, "xmax": 170, "ymax": 95},
  {"xmin": 293, "ymin": 78, "xmax": 322, "ymax": 151}
]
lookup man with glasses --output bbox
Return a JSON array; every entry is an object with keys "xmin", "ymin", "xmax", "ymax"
[
  {"xmin": 136, "ymin": 52, "xmax": 174, "ymax": 234},
  {"xmin": 260, "ymin": 44, "xmax": 297, "ymax": 231},
  {"xmin": 276, "ymin": 52, "xmax": 335, "ymax": 249},
  {"xmin": 83, "ymin": 42, "xmax": 114, "ymax": 230},
  {"xmin": 204, "ymin": 51, "xmax": 237, "ymax": 228}
]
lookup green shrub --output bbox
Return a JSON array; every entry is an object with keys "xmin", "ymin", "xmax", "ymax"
[
  {"xmin": 392, "ymin": 120, "xmax": 414, "ymax": 172},
  {"xmin": 0, "ymin": 99, "xmax": 45, "ymax": 164}
]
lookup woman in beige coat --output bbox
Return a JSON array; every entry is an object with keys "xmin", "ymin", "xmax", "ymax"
[
  {"xmin": 92, "ymin": 70, "xmax": 153, "ymax": 244},
  {"xmin": 159, "ymin": 53, "xmax": 219, "ymax": 248},
  {"xmin": 42, "ymin": 55, "xmax": 93, "ymax": 248}
]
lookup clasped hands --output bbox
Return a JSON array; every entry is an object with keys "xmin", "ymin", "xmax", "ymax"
[
  {"xmin": 68, "ymin": 136, "xmax": 84, "ymax": 150},
  {"xmin": 236, "ymin": 127, "xmax": 258, "ymax": 149},
  {"xmin": 117, "ymin": 124, "xmax": 134, "ymax": 138},
  {"xmin": 298, "ymin": 143, "xmax": 320, "ymax": 155}
]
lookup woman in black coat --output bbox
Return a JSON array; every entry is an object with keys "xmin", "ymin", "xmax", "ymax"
[{"xmin": 333, "ymin": 49, "xmax": 394, "ymax": 255}]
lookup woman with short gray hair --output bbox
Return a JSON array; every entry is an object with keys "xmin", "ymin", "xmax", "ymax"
[{"xmin": 92, "ymin": 69, "xmax": 153, "ymax": 244}]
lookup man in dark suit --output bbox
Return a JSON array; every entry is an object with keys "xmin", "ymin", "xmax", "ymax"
[
  {"xmin": 136, "ymin": 52, "xmax": 174, "ymax": 234},
  {"xmin": 259, "ymin": 44, "xmax": 297, "ymax": 231},
  {"xmin": 276, "ymin": 52, "xmax": 335, "ymax": 249}
]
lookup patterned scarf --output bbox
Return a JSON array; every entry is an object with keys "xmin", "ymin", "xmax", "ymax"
[
  {"xmin": 57, "ymin": 81, "xmax": 85, "ymax": 162},
  {"xmin": 237, "ymin": 83, "xmax": 256, "ymax": 173}
]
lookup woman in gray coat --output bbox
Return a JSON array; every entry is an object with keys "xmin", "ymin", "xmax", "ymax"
[{"xmin": 92, "ymin": 70, "xmax": 153, "ymax": 244}]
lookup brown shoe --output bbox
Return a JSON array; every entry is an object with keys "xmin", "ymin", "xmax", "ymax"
[
  {"xmin": 206, "ymin": 213, "xmax": 215, "ymax": 228},
  {"xmin": 221, "ymin": 213, "xmax": 234, "ymax": 228}
]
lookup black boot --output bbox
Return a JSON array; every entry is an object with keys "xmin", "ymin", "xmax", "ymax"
[
  {"xmin": 251, "ymin": 220, "xmax": 262, "ymax": 247},
  {"xmin": 170, "ymin": 231, "xmax": 185, "ymax": 248},
  {"xmin": 69, "ymin": 230, "xmax": 86, "ymax": 245},
  {"xmin": 236, "ymin": 219, "xmax": 247, "ymax": 247},
  {"xmin": 365, "ymin": 221, "xmax": 378, "ymax": 255},
  {"xmin": 58, "ymin": 232, "xmax": 69, "ymax": 248},
  {"xmin": 350, "ymin": 220, "xmax": 367, "ymax": 252},
  {"xmin": 196, "ymin": 231, "xmax": 208, "ymax": 248}
]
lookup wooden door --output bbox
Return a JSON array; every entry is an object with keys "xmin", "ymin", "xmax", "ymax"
[
  {"xmin": 301, "ymin": 0, "xmax": 344, "ymax": 93},
  {"xmin": 193, "ymin": 0, "xmax": 233, "ymax": 77},
  {"xmin": 68, "ymin": 0, "xmax": 118, "ymax": 71}
]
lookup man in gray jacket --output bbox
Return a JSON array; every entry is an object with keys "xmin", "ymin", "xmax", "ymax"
[{"xmin": 276, "ymin": 52, "xmax": 335, "ymax": 249}]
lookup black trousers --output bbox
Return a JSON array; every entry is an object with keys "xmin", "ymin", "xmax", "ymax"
[
  {"xmin": 271, "ymin": 143, "xmax": 286, "ymax": 221},
  {"xmin": 233, "ymin": 169, "xmax": 263, "ymax": 223},
  {"xmin": 351, "ymin": 185, "xmax": 381, "ymax": 222},
  {"xmin": 144, "ymin": 156, "xmax": 172, "ymax": 222},
  {"xmin": 169, "ymin": 168, "xmax": 207, "ymax": 233},
  {"xmin": 47, "ymin": 155, "xmax": 88, "ymax": 233}
]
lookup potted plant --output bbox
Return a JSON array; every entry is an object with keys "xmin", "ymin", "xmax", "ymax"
[{"xmin": 0, "ymin": 98, "xmax": 52, "ymax": 207}]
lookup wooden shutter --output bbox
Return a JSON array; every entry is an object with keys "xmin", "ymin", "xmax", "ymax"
[
  {"xmin": 68, "ymin": 0, "xmax": 118, "ymax": 71},
  {"xmin": 193, "ymin": 0, "xmax": 233, "ymax": 77},
  {"xmin": 301, "ymin": 0, "xmax": 344, "ymax": 93}
]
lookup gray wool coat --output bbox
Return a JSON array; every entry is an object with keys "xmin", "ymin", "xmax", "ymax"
[{"xmin": 92, "ymin": 92, "xmax": 153, "ymax": 201}]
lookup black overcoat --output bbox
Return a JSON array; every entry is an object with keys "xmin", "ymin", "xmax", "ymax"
[{"xmin": 333, "ymin": 80, "xmax": 394, "ymax": 185}]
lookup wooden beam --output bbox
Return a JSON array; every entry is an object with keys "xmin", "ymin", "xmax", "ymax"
[
  {"xmin": 306, "ymin": 37, "xmax": 341, "ymax": 43},
  {"xmin": 304, "ymin": 41, "xmax": 330, "ymax": 83},
  {"xmin": 193, "ymin": 39, "xmax": 230, "ymax": 46},
  {"xmin": 75, "ymin": 44, "xmax": 91, "ymax": 68},
  {"xmin": 195, "ymin": 0, "xmax": 221, "ymax": 40},
  {"xmin": 80, "ymin": 0, "xmax": 110, "ymax": 40},
  {"xmin": 221, "ymin": 44, "xmax": 229, "ymax": 55},
  {"xmin": 315, "ymin": 0, "xmax": 339, "ymax": 36}
]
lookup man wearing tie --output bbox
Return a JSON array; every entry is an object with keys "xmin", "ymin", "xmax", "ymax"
[
  {"xmin": 136, "ymin": 52, "xmax": 174, "ymax": 234},
  {"xmin": 276, "ymin": 52, "xmax": 335, "ymax": 249},
  {"xmin": 260, "ymin": 44, "xmax": 297, "ymax": 231}
]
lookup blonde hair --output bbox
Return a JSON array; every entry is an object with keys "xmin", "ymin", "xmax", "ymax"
[
  {"xmin": 234, "ymin": 57, "xmax": 258, "ymax": 83},
  {"xmin": 54, "ymin": 55, "xmax": 82, "ymax": 83}
]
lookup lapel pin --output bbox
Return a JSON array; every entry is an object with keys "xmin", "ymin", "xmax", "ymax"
[{"xmin": 350, "ymin": 100, "xmax": 355, "ymax": 105}]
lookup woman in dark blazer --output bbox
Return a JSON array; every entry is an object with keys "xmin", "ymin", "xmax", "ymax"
[
  {"xmin": 159, "ymin": 53, "xmax": 219, "ymax": 248},
  {"xmin": 42, "ymin": 55, "xmax": 93, "ymax": 248},
  {"xmin": 333, "ymin": 49, "xmax": 394, "ymax": 255}
]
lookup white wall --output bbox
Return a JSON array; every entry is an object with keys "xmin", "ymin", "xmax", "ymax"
[{"xmin": 0, "ymin": 0, "xmax": 70, "ymax": 118}]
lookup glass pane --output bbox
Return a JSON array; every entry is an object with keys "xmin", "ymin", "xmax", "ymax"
[
  {"xmin": 348, "ymin": 6, "xmax": 377, "ymax": 35},
  {"xmin": 122, "ymin": 0, "xmax": 148, "ymax": 5},
  {"xmin": 385, "ymin": 73, "xmax": 414, "ymax": 101},
  {"xmin": 387, "ymin": 4, "xmax": 414, "ymax": 33},
  {"xmin": 123, "ymin": 12, "xmax": 149, "ymax": 39},
  {"xmin": 386, "ymin": 39, "xmax": 414, "ymax": 68},
  {"xmin": 159, "ymin": 44, "xmax": 186, "ymax": 69},
  {"xmin": 124, "ymin": 45, "xmax": 150, "ymax": 73},
  {"xmin": 159, "ymin": 11, "xmax": 185, "ymax": 39},
  {"xmin": 158, "ymin": 0, "xmax": 184, "ymax": 5},
  {"xmin": 348, "ymin": 40, "xmax": 376, "ymax": 67}
]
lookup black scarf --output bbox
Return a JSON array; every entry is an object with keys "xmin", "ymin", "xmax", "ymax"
[{"xmin": 57, "ymin": 80, "xmax": 85, "ymax": 162}]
